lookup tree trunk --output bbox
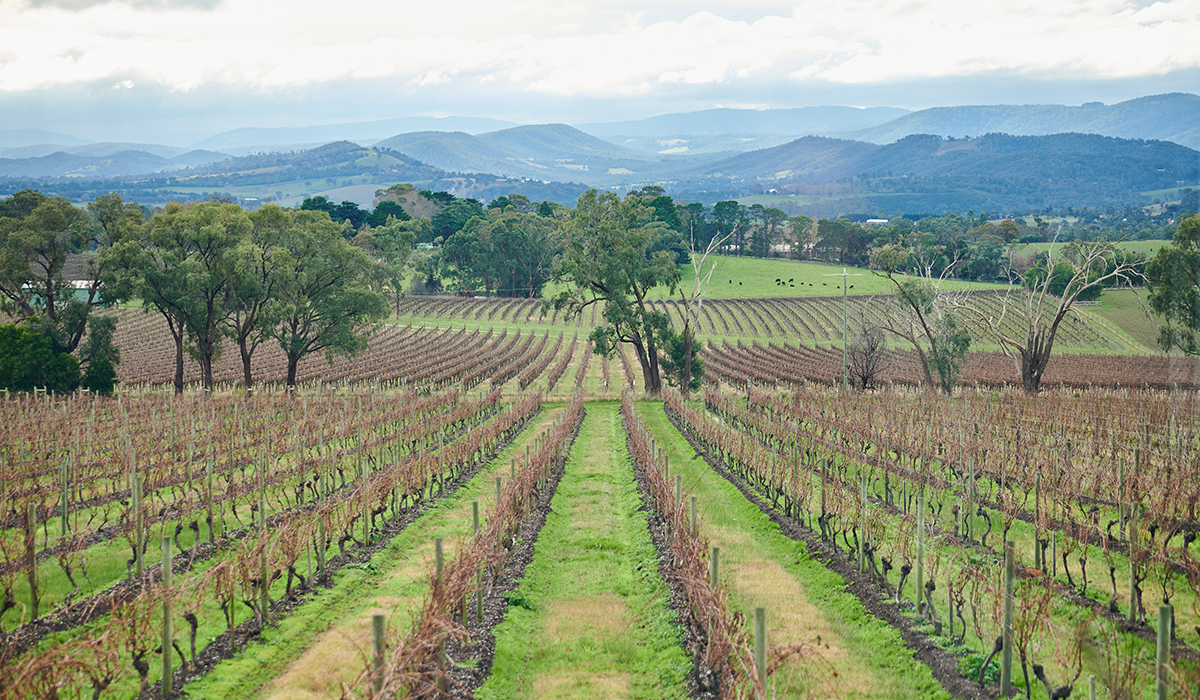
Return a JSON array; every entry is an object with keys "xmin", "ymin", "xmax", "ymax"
[
  {"xmin": 173, "ymin": 329, "xmax": 185, "ymax": 396},
  {"xmin": 239, "ymin": 338, "xmax": 254, "ymax": 390},
  {"xmin": 681, "ymin": 321, "xmax": 694, "ymax": 399},
  {"xmin": 286, "ymin": 354, "xmax": 300, "ymax": 388}
]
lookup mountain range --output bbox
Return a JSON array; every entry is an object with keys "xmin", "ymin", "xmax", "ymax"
[{"xmin": 1, "ymin": 93, "xmax": 1197, "ymax": 214}]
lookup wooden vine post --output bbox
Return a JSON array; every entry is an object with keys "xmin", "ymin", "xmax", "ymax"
[
  {"xmin": 1033, "ymin": 472, "xmax": 1042, "ymax": 570},
  {"xmin": 1157, "ymin": 605, "xmax": 1172, "ymax": 700},
  {"xmin": 915, "ymin": 496, "xmax": 925, "ymax": 615},
  {"xmin": 25, "ymin": 503, "xmax": 38, "ymax": 620},
  {"xmin": 60, "ymin": 456, "xmax": 69, "ymax": 538},
  {"xmin": 754, "ymin": 607, "xmax": 767, "ymax": 699},
  {"xmin": 1001, "ymin": 541, "xmax": 1015, "ymax": 696},
  {"xmin": 473, "ymin": 501, "xmax": 483, "ymax": 621},
  {"xmin": 372, "ymin": 614, "xmax": 386, "ymax": 695},
  {"xmin": 161, "ymin": 535, "xmax": 174, "ymax": 697},
  {"xmin": 1129, "ymin": 501, "xmax": 1140, "ymax": 621},
  {"xmin": 135, "ymin": 474, "xmax": 145, "ymax": 579},
  {"xmin": 710, "ymin": 546, "xmax": 720, "ymax": 588}
]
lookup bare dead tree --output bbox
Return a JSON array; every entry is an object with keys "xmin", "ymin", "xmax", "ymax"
[
  {"xmin": 870, "ymin": 243, "xmax": 971, "ymax": 395},
  {"xmin": 847, "ymin": 314, "xmax": 890, "ymax": 391},
  {"xmin": 675, "ymin": 226, "xmax": 735, "ymax": 398},
  {"xmin": 949, "ymin": 234, "xmax": 1141, "ymax": 395}
]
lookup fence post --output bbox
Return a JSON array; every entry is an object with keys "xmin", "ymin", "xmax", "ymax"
[
  {"xmin": 372, "ymin": 613, "xmax": 386, "ymax": 695},
  {"xmin": 1001, "ymin": 541, "xmax": 1015, "ymax": 697},
  {"xmin": 710, "ymin": 546, "xmax": 720, "ymax": 588},
  {"xmin": 1157, "ymin": 605, "xmax": 1172, "ymax": 700},
  {"xmin": 162, "ymin": 535, "xmax": 173, "ymax": 698},
  {"xmin": 435, "ymin": 537, "xmax": 444, "ymax": 582},
  {"xmin": 754, "ymin": 607, "xmax": 767, "ymax": 699}
]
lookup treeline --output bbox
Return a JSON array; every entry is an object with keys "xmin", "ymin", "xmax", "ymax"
[{"xmin": 0, "ymin": 189, "xmax": 400, "ymax": 394}]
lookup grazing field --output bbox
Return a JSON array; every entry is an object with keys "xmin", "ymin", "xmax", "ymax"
[{"xmin": 4, "ymin": 278, "xmax": 1198, "ymax": 699}]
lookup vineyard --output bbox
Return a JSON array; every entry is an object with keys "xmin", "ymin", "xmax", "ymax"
[{"xmin": 3, "ymin": 292, "xmax": 1199, "ymax": 699}]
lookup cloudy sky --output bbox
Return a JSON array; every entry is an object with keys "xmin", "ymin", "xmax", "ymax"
[{"xmin": 2, "ymin": 0, "xmax": 1198, "ymax": 145}]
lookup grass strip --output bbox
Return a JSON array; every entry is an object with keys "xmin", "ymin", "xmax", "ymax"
[
  {"xmin": 181, "ymin": 406, "xmax": 566, "ymax": 699},
  {"xmin": 637, "ymin": 400, "xmax": 953, "ymax": 700},
  {"xmin": 477, "ymin": 402, "xmax": 691, "ymax": 700}
]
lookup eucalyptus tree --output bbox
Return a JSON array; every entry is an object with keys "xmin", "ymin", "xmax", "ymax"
[
  {"xmin": 552, "ymin": 189, "xmax": 680, "ymax": 396},
  {"xmin": 270, "ymin": 210, "xmax": 389, "ymax": 388}
]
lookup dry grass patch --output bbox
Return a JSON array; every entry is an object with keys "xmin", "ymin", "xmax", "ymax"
[
  {"xmin": 543, "ymin": 592, "xmax": 629, "ymax": 641},
  {"xmin": 531, "ymin": 669, "xmax": 631, "ymax": 699}
]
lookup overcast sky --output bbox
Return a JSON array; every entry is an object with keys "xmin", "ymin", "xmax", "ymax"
[{"xmin": 2, "ymin": 0, "xmax": 1198, "ymax": 145}]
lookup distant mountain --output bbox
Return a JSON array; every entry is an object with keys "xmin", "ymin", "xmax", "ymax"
[
  {"xmin": 480, "ymin": 123, "xmax": 653, "ymax": 161},
  {"xmin": 190, "ymin": 116, "xmax": 519, "ymax": 152},
  {"xmin": 0, "ymin": 129, "xmax": 93, "ymax": 148},
  {"xmin": 849, "ymin": 93, "xmax": 1200, "ymax": 150},
  {"xmin": 0, "ymin": 142, "xmax": 205, "ymax": 160},
  {"xmin": 579, "ymin": 106, "xmax": 909, "ymax": 137},
  {"xmin": 375, "ymin": 123, "xmax": 665, "ymax": 183},
  {"xmin": 577, "ymin": 106, "xmax": 911, "ymax": 155},
  {"xmin": 0, "ymin": 149, "xmax": 228, "ymax": 178},
  {"xmin": 693, "ymin": 132, "xmax": 1200, "ymax": 213}
]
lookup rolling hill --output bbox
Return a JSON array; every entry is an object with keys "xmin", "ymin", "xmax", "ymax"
[{"xmin": 848, "ymin": 93, "xmax": 1200, "ymax": 150}]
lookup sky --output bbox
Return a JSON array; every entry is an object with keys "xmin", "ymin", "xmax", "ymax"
[{"xmin": 1, "ymin": 0, "xmax": 1198, "ymax": 146}]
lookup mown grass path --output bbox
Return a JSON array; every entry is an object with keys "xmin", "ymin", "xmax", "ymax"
[
  {"xmin": 636, "ymin": 401, "xmax": 951, "ymax": 700},
  {"xmin": 477, "ymin": 402, "xmax": 690, "ymax": 700},
  {"xmin": 183, "ymin": 406, "xmax": 565, "ymax": 699}
]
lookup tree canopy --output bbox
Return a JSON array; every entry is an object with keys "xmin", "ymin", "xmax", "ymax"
[
  {"xmin": 1146, "ymin": 214, "xmax": 1200, "ymax": 355},
  {"xmin": 551, "ymin": 189, "xmax": 681, "ymax": 395}
]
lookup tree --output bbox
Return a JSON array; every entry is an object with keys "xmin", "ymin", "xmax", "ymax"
[
  {"xmin": 747, "ymin": 204, "xmax": 786, "ymax": 258},
  {"xmin": 364, "ymin": 201, "xmax": 409, "ymax": 228},
  {"xmin": 552, "ymin": 190, "xmax": 680, "ymax": 395},
  {"xmin": 951, "ymin": 237, "xmax": 1141, "ymax": 395},
  {"xmin": 223, "ymin": 204, "xmax": 290, "ymax": 389},
  {"xmin": 659, "ymin": 329, "xmax": 703, "ymax": 394},
  {"xmin": 671, "ymin": 225, "xmax": 732, "ymax": 398},
  {"xmin": 431, "ymin": 198, "xmax": 484, "ymax": 239},
  {"xmin": 104, "ymin": 200, "xmax": 247, "ymax": 393},
  {"xmin": 1145, "ymin": 214, "xmax": 1200, "ymax": 355},
  {"xmin": 711, "ymin": 201, "xmax": 747, "ymax": 255},
  {"xmin": 847, "ymin": 317, "xmax": 890, "ymax": 391},
  {"xmin": 270, "ymin": 210, "xmax": 389, "ymax": 387},
  {"xmin": 352, "ymin": 215, "xmax": 417, "ymax": 314},
  {"xmin": 0, "ymin": 323, "xmax": 79, "ymax": 393},
  {"xmin": 0, "ymin": 190, "xmax": 132, "ymax": 357},
  {"xmin": 871, "ymin": 244, "xmax": 971, "ymax": 395}
]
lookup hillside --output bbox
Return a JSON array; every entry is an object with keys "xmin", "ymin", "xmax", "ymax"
[
  {"xmin": 189, "ymin": 115, "xmax": 519, "ymax": 152},
  {"xmin": 849, "ymin": 93, "xmax": 1200, "ymax": 150},
  {"xmin": 692, "ymin": 132, "xmax": 1200, "ymax": 211},
  {"xmin": 376, "ymin": 123, "xmax": 666, "ymax": 183},
  {"xmin": 0, "ymin": 148, "xmax": 227, "ymax": 178}
]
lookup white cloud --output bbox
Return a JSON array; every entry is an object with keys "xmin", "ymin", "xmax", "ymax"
[{"xmin": 0, "ymin": 0, "xmax": 1197, "ymax": 98}]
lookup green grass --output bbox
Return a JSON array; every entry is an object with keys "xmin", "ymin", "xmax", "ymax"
[
  {"xmin": 477, "ymin": 403, "xmax": 690, "ymax": 699},
  {"xmin": 540, "ymin": 255, "xmax": 1003, "ymax": 303},
  {"xmin": 1085, "ymin": 288, "xmax": 1161, "ymax": 352},
  {"xmin": 186, "ymin": 406, "xmax": 566, "ymax": 699},
  {"xmin": 636, "ymin": 401, "xmax": 951, "ymax": 699}
]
